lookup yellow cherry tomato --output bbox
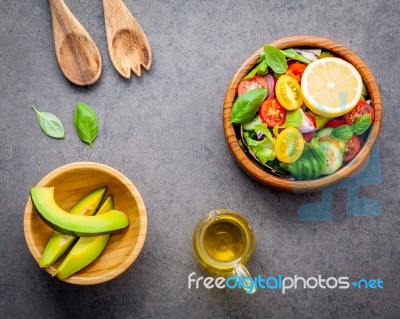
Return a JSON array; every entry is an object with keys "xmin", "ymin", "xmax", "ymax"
[
  {"xmin": 274, "ymin": 127, "xmax": 304, "ymax": 163},
  {"xmin": 275, "ymin": 74, "xmax": 303, "ymax": 110}
]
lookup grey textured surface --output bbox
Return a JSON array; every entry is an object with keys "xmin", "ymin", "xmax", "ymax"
[{"xmin": 1, "ymin": 0, "xmax": 399, "ymax": 318}]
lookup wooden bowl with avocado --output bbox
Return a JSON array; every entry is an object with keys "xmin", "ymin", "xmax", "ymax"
[{"xmin": 23, "ymin": 162, "xmax": 147, "ymax": 285}]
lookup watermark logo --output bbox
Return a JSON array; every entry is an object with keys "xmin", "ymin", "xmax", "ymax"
[
  {"xmin": 296, "ymin": 143, "xmax": 382, "ymax": 221},
  {"xmin": 188, "ymin": 272, "xmax": 383, "ymax": 294}
]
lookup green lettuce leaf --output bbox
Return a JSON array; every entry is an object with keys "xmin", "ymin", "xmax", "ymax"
[
  {"xmin": 254, "ymin": 123, "xmax": 275, "ymax": 143},
  {"xmin": 280, "ymin": 109, "xmax": 302, "ymax": 128},
  {"xmin": 244, "ymin": 132, "xmax": 275, "ymax": 164}
]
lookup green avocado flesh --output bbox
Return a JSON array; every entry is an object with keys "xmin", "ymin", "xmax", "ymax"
[
  {"xmin": 55, "ymin": 196, "xmax": 114, "ymax": 279},
  {"xmin": 31, "ymin": 187, "xmax": 129, "ymax": 237},
  {"xmin": 39, "ymin": 187, "xmax": 106, "ymax": 268}
]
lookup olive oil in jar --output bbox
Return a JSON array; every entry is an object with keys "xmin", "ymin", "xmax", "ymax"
[
  {"xmin": 203, "ymin": 219, "xmax": 246, "ymax": 263},
  {"xmin": 193, "ymin": 210, "xmax": 255, "ymax": 275}
]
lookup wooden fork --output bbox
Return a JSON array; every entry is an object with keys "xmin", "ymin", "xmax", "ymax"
[{"xmin": 103, "ymin": 0, "xmax": 152, "ymax": 78}]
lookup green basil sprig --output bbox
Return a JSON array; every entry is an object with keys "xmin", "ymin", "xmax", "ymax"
[
  {"xmin": 328, "ymin": 114, "xmax": 372, "ymax": 141},
  {"xmin": 230, "ymin": 88, "xmax": 267, "ymax": 124},
  {"xmin": 281, "ymin": 48, "xmax": 312, "ymax": 65},
  {"xmin": 243, "ymin": 59, "xmax": 268, "ymax": 79},
  {"xmin": 245, "ymin": 45, "xmax": 308, "ymax": 79},
  {"xmin": 74, "ymin": 102, "xmax": 99, "ymax": 147},
  {"xmin": 32, "ymin": 106, "xmax": 64, "ymax": 139},
  {"xmin": 330, "ymin": 124, "xmax": 353, "ymax": 142},
  {"xmin": 351, "ymin": 114, "xmax": 372, "ymax": 135},
  {"xmin": 264, "ymin": 46, "xmax": 288, "ymax": 74}
]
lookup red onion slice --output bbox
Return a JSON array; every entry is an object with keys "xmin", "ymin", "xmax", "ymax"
[
  {"xmin": 263, "ymin": 74, "xmax": 276, "ymax": 98},
  {"xmin": 298, "ymin": 109, "xmax": 315, "ymax": 133},
  {"xmin": 294, "ymin": 49, "xmax": 319, "ymax": 62}
]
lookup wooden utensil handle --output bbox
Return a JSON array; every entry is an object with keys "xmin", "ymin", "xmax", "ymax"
[
  {"xmin": 49, "ymin": 0, "xmax": 84, "ymax": 36},
  {"xmin": 103, "ymin": 0, "xmax": 138, "ymax": 34}
]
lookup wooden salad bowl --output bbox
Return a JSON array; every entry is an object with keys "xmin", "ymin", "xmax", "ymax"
[
  {"xmin": 24, "ymin": 162, "xmax": 147, "ymax": 285},
  {"xmin": 223, "ymin": 35, "xmax": 382, "ymax": 192}
]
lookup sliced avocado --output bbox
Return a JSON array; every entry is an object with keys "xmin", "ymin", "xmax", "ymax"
[
  {"xmin": 54, "ymin": 196, "xmax": 114, "ymax": 279},
  {"xmin": 39, "ymin": 187, "xmax": 106, "ymax": 268},
  {"xmin": 31, "ymin": 187, "xmax": 129, "ymax": 237}
]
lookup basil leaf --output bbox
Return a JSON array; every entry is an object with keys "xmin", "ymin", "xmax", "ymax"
[
  {"xmin": 257, "ymin": 52, "xmax": 265, "ymax": 63},
  {"xmin": 256, "ymin": 60, "xmax": 268, "ymax": 74},
  {"xmin": 330, "ymin": 124, "xmax": 353, "ymax": 142},
  {"xmin": 264, "ymin": 46, "xmax": 288, "ymax": 74},
  {"xmin": 280, "ymin": 109, "xmax": 302, "ymax": 128},
  {"xmin": 32, "ymin": 106, "xmax": 64, "ymax": 139},
  {"xmin": 281, "ymin": 48, "xmax": 312, "ymax": 65},
  {"xmin": 74, "ymin": 102, "xmax": 99, "ymax": 147},
  {"xmin": 231, "ymin": 88, "xmax": 267, "ymax": 124},
  {"xmin": 244, "ymin": 59, "xmax": 268, "ymax": 79},
  {"xmin": 351, "ymin": 114, "xmax": 372, "ymax": 135}
]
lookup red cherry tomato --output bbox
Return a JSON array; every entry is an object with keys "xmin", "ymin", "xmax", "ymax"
[
  {"xmin": 326, "ymin": 118, "xmax": 346, "ymax": 128},
  {"xmin": 358, "ymin": 133, "xmax": 367, "ymax": 147},
  {"xmin": 302, "ymin": 113, "xmax": 317, "ymax": 141},
  {"xmin": 344, "ymin": 135, "xmax": 361, "ymax": 162},
  {"xmin": 306, "ymin": 112, "xmax": 317, "ymax": 127},
  {"xmin": 238, "ymin": 75, "xmax": 269, "ymax": 96},
  {"xmin": 259, "ymin": 98, "xmax": 287, "ymax": 128},
  {"xmin": 286, "ymin": 62, "xmax": 307, "ymax": 83},
  {"xmin": 344, "ymin": 101, "xmax": 375, "ymax": 125}
]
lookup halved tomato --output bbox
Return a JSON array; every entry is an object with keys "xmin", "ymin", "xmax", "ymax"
[
  {"xmin": 325, "ymin": 118, "xmax": 346, "ymax": 128},
  {"xmin": 238, "ymin": 75, "xmax": 269, "ymax": 96},
  {"xmin": 286, "ymin": 62, "xmax": 307, "ymax": 83},
  {"xmin": 344, "ymin": 135, "xmax": 361, "ymax": 162},
  {"xmin": 275, "ymin": 74, "xmax": 303, "ymax": 110},
  {"xmin": 274, "ymin": 127, "xmax": 304, "ymax": 163},
  {"xmin": 259, "ymin": 98, "xmax": 286, "ymax": 128},
  {"xmin": 344, "ymin": 101, "xmax": 374, "ymax": 125}
]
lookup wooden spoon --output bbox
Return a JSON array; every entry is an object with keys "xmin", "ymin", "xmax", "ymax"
[
  {"xmin": 48, "ymin": 0, "xmax": 102, "ymax": 86},
  {"xmin": 103, "ymin": 0, "xmax": 152, "ymax": 78}
]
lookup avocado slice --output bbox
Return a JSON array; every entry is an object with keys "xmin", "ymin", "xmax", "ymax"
[
  {"xmin": 39, "ymin": 187, "xmax": 106, "ymax": 268},
  {"xmin": 31, "ymin": 187, "xmax": 129, "ymax": 237},
  {"xmin": 54, "ymin": 196, "xmax": 114, "ymax": 279}
]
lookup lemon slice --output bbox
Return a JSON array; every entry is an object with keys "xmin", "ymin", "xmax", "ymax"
[{"xmin": 301, "ymin": 57, "xmax": 362, "ymax": 117}]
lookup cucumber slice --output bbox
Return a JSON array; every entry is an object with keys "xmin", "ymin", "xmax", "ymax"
[
  {"xmin": 242, "ymin": 114, "xmax": 262, "ymax": 131},
  {"xmin": 316, "ymin": 127, "xmax": 333, "ymax": 139},
  {"xmin": 319, "ymin": 137, "xmax": 344, "ymax": 175}
]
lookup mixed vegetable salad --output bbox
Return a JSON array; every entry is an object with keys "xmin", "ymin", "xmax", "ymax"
[{"xmin": 230, "ymin": 46, "xmax": 374, "ymax": 181}]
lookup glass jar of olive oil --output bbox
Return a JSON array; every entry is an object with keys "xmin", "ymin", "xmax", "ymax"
[{"xmin": 192, "ymin": 209, "xmax": 256, "ymax": 294}]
